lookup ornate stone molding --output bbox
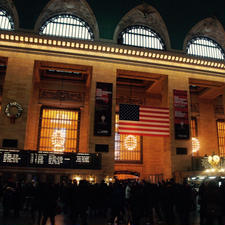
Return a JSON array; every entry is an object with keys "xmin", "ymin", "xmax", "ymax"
[
  {"xmin": 39, "ymin": 89, "xmax": 84, "ymax": 103},
  {"xmin": 184, "ymin": 17, "xmax": 225, "ymax": 52},
  {"xmin": 34, "ymin": 0, "xmax": 99, "ymax": 40},
  {"xmin": 116, "ymin": 95, "xmax": 144, "ymax": 105},
  {"xmin": 0, "ymin": 0, "xmax": 19, "ymax": 29},
  {"xmin": 113, "ymin": 3, "xmax": 170, "ymax": 49}
]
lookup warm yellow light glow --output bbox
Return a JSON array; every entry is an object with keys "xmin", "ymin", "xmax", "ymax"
[
  {"xmin": 208, "ymin": 154, "xmax": 220, "ymax": 168},
  {"xmin": 124, "ymin": 135, "xmax": 137, "ymax": 151},
  {"xmin": 1, "ymin": 32, "xmax": 225, "ymax": 73},
  {"xmin": 73, "ymin": 175, "xmax": 82, "ymax": 184},
  {"xmin": 192, "ymin": 137, "xmax": 200, "ymax": 153},
  {"xmin": 115, "ymin": 114, "xmax": 141, "ymax": 161},
  {"xmin": 104, "ymin": 176, "xmax": 114, "ymax": 184},
  {"xmin": 39, "ymin": 109, "xmax": 78, "ymax": 152},
  {"xmin": 51, "ymin": 129, "xmax": 66, "ymax": 152}
]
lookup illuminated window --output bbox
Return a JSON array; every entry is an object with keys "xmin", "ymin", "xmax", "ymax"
[
  {"xmin": 115, "ymin": 114, "xmax": 142, "ymax": 162},
  {"xmin": 0, "ymin": 9, "xmax": 14, "ymax": 30},
  {"xmin": 191, "ymin": 117, "xmax": 198, "ymax": 137},
  {"xmin": 118, "ymin": 25, "xmax": 165, "ymax": 50},
  {"xmin": 216, "ymin": 119, "xmax": 225, "ymax": 157},
  {"xmin": 186, "ymin": 37, "xmax": 225, "ymax": 60},
  {"xmin": 39, "ymin": 14, "xmax": 94, "ymax": 40},
  {"xmin": 38, "ymin": 108, "xmax": 79, "ymax": 152}
]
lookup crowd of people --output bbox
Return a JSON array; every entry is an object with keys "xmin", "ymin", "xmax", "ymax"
[{"xmin": 0, "ymin": 177, "xmax": 225, "ymax": 225}]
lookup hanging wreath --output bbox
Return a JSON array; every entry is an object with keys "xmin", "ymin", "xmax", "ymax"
[{"xmin": 4, "ymin": 101, "xmax": 23, "ymax": 120}]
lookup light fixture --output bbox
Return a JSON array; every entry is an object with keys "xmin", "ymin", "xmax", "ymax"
[
  {"xmin": 203, "ymin": 153, "xmax": 225, "ymax": 174},
  {"xmin": 104, "ymin": 176, "xmax": 114, "ymax": 185},
  {"xmin": 124, "ymin": 135, "xmax": 137, "ymax": 151},
  {"xmin": 208, "ymin": 154, "xmax": 220, "ymax": 168},
  {"xmin": 74, "ymin": 175, "xmax": 82, "ymax": 184},
  {"xmin": 51, "ymin": 128, "xmax": 66, "ymax": 152},
  {"xmin": 192, "ymin": 137, "xmax": 200, "ymax": 153}
]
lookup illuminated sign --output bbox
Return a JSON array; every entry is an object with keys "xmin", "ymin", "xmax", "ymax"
[{"xmin": 0, "ymin": 149, "xmax": 101, "ymax": 169}]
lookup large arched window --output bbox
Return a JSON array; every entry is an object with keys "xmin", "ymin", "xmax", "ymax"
[
  {"xmin": 39, "ymin": 14, "xmax": 94, "ymax": 40},
  {"xmin": 186, "ymin": 37, "xmax": 225, "ymax": 60},
  {"xmin": 0, "ymin": 9, "xmax": 14, "ymax": 30},
  {"xmin": 118, "ymin": 25, "xmax": 165, "ymax": 50}
]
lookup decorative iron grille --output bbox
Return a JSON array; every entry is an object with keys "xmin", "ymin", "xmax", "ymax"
[
  {"xmin": 38, "ymin": 107, "xmax": 80, "ymax": 152},
  {"xmin": 186, "ymin": 37, "xmax": 225, "ymax": 60},
  {"xmin": 40, "ymin": 14, "xmax": 94, "ymax": 40},
  {"xmin": 0, "ymin": 9, "xmax": 14, "ymax": 30},
  {"xmin": 118, "ymin": 25, "xmax": 165, "ymax": 50},
  {"xmin": 115, "ymin": 114, "xmax": 142, "ymax": 162},
  {"xmin": 216, "ymin": 119, "xmax": 225, "ymax": 157}
]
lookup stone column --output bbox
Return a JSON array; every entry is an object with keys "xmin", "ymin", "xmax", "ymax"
[
  {"xmin": 167, "ymin": 75, "xmax": 192, "ymax": 177},
  {"xmin": 0, "ymin": 57, "xmax": 35, "ymax": 149},
  {"xmin": 198, "ymin": 99, "xmax": 218, "ymax": 156},
  {"xmin": 88, "ymin": 64, "xmax": 116, "ymax": 178}
]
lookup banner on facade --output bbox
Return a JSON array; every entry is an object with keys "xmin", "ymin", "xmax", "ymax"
[
  {"xmin": 94, "ymin": 82, "xmax": 113, "ymax": 136},
  {"xmin": 173, "ymin": 89, "xmax": 189, "ymax": 139}
]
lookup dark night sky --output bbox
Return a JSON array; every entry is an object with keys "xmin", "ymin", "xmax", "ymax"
[{"xmin": 13, "ymin": 0, "xmax": 225, "ymax": 50}]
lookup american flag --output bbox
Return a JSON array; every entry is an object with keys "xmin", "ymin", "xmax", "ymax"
[{"xmin": 118, "ymin": 104, "xmax": 170, "ymax": 136}]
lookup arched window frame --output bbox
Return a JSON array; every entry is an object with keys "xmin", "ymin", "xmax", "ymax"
[
  {"xmin": 186, "ymin": 36, "xmax": 225, "ymax": 60},
  {"xmin": 118, "ymin": 25, "xmax": 165, "ymax": 50},
  {"xmin": 0, "ymin": 9, "xmax": 14, "ymax": 30},
  {"xmin": 39, "ymin": 14, "xmax": 94, "ymax": 40}
]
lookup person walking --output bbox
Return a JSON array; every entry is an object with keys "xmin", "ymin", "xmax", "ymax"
[{"xmin": 40, "ymin": 182, "xmax": 59, "ymax": 225}]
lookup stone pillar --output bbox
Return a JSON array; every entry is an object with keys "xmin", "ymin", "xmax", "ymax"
[
  {"xmin": 88, "ymin": 64, "xmax": 116, "ymax": 178},
  {"xmin": 198, "ymin": 99, "xmax": 218, "ymax": 156},
  {"xmin": 167, "ymin": 75, "xmax": 192, "ymax": 176},
  {"xmin": 0, "ymin": 57, "xmax": 35, "ymax": 149}
]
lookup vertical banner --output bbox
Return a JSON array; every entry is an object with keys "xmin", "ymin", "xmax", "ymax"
[
  {"xmin": 173, "ymin": 89, "xmax": 189, "ymax": 139},
  {"xmin": 94, "ymin": 82, "xmax": 113, "ymax": 136}
]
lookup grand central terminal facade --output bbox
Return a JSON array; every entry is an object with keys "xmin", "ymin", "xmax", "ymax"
[{"xmin": 0, "ymin": 0, "xmax": 225, "ymax": 184}]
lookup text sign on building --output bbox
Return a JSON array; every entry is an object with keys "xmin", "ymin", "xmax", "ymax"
[
  {"xmin": 173, "ymin": 90, "xmax": 190, "ymax": 139},
  {"xmin": 0, "ymin": 149, "xmax": 101, "ymax": 169},
  {"xmin": 94, "ymin": 82, "xmax": 113, "ymax": 136}
]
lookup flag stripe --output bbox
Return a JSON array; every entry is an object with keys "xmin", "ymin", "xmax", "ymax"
[
  {"xmin": 119, "ymin": 130, "xmax": 170, "ymax": 135},
  {"xmin": 140, "ymin": 117, "xmax": 170, "ymax": 122},
  {"xmin": 119, "ymin": 121, "xmax": 169, "ymax": 128},
  {"xmin": 119, "ymin": 104, "xmax": 170, "ymax": 136},
  {"xmin": 119, "ymin": 127, "xmax": 170, "ymax": 132}
]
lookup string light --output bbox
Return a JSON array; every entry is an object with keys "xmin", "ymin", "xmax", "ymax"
[
  {"xmin": 51, "ymin": 128, "xmax": 66, "ymax": 152},
  {"xmin": 124, "ymin": 135, "xmax": 137, "ymax": 151}
]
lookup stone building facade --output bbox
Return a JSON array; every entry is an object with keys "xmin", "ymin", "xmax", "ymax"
[{"xmin": 0, "ymin": 0, "xmax": 225, "ymax": 183}]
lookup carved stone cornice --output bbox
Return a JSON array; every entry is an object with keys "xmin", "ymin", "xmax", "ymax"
[
  {"xmin": 116, "ymin": 95, "xmax": 144, "ymax": 105},
  {"xmin": 39, "ymin": 89, "xmax": 84, "ymax": 103}
]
